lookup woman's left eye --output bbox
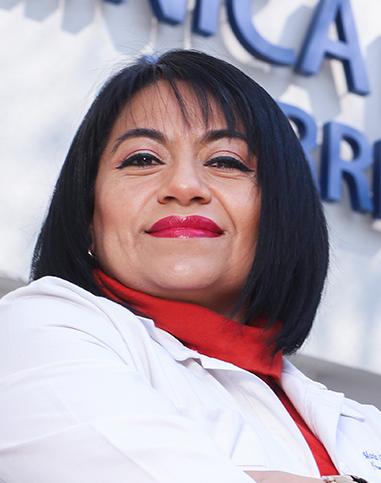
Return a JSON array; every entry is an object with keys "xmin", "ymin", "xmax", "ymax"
[{"xmin": 205, "ymin": 156, "xmax": 253, "ymax": 172}]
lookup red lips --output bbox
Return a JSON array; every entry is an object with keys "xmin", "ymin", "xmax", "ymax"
[{"xmin": 146, "ymin": 215, "xmax": 224, "ymax": 238}]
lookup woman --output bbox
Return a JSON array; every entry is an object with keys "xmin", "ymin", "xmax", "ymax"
[{"xmin": 0, "ymin": 50, "xmax": 378, "ymax": 483}]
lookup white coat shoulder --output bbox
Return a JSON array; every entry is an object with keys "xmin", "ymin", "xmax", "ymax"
[
  {"xmin": 0, "ymin": 277, "xmax": 254, "ymax": 483},
  {"xmin": 0, "ymin": 275, "xmax": 156, "ymax": 377}
]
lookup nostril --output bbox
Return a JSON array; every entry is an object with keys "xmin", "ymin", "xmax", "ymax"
[{"xmin": 157, "ymin": 181, "xmax": 212, "ymax": 205}]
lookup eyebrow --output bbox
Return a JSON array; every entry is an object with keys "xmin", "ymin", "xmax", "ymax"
[
  {"xmin": 111, "ymin": 127, "xmax": 248, "ymax": 154},
  {"xmin": 111, "ymin": 128, "xmax": 166, "ymax": 154},
  {"xmin": 200, "ymin": 129, "xmax": 248, "ymax": 144}
]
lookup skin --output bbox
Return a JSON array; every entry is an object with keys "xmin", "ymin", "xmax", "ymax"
[
  {"xmin": 92, "ymin": 80, "xmax": 260, "ymax": 319},
  {"xmin": 91, "ymin": 80, "xmax": 330, "ymax": 482}
]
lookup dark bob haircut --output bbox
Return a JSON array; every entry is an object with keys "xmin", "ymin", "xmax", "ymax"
[{"xmin": 31, "ymin": 49, "xmax": 328, "ymax": 354}]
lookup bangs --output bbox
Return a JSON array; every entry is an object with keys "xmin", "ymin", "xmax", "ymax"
[{"xmin": 110, "ymin": 51, "xmax": 259, "ymax": 156}]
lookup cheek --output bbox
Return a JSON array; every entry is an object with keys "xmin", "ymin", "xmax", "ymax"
[
  {"xmin": 92, "ymin": 179, "xmax": 154, "ymax": 250},
  {"xmin": 231, "ymin": 184, "xmax": 261, "ymax": 240},
  {"xmin": 247, "ymin": 193, "xmax": 261, "ymax": 240},
  {"xmin": 93, "ymin": 192, "xmax": 119, "ymax": 235},
  {"xmin": 234, "ymin": 192, "xmax": 261, "ymax": 266},
  {"xmin": 92, "ymin": 180, "xmax": 132, "ymax": 249}
]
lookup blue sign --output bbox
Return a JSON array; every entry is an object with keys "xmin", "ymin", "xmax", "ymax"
[
  {"xmin": 226, "ymin": 0, "xmax": 296, "ymax": 66},
  {"xmin": 134, "ymin": 0, "xmax": 370, "ymax": 96},
  {"xmin": 280, "ymin": 104, "xmax": 380, "ymax": 219},
  {"xmin": 373, "ymin": 142, "xmax": 381, "ymax": 220},
  {"xmin": 148, "ymin": 0, "xmax": 187, "ymax": 25},
  {"xmin": 279, "ymin": 103, "xmax": 318, "ymax": 187},
  {"xmin": 297, "ymin": 0, "xmax": 369, "ymax": 96},
  {"xmin": 321, "ymin": 122, "xmax": 373, "ymax": 213}
]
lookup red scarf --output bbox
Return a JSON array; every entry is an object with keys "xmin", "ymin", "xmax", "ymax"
[
  {"xmin": 93, "ymin": 268, "xmax": 282, "ymax": 379},
  {"xmin": 93, "ymin": 268, "xmax": 338, "ymax": 476}
]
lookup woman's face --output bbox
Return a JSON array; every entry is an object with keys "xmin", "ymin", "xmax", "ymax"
[{"xmin": 92, "ymin": 81, "xmax": 261, "ymax": 317}]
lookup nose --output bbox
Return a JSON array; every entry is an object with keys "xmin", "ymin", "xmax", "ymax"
[{"xmin": 157, "ymin": 159, "xmax": 212, "ymax": 206}]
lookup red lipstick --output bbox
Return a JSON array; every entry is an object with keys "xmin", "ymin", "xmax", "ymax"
[{"xmin": 146, "ymin": 215, "xmax": 224, "ymax": 238}]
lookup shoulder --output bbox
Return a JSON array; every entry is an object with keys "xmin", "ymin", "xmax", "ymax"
[
  {"xmin": 0, "ymin": 275, "xmax": 132, "ymax": 329},
  {"xmin": 0, "ymin": 276, "xmax": 156, "ymax": 377},
  {"xmin": 1, "ymin": 275, "xmax": 118, "ymax": 311}
]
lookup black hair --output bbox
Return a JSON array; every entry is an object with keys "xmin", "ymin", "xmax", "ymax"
[{"xmin": 31, "ymin": 49, "xmax": 328, "ymax": 354}]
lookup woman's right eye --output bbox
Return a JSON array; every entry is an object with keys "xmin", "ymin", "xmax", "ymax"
[{"xmin": 116, "ymin": 152, "xmax": 163, "ymax": 170}]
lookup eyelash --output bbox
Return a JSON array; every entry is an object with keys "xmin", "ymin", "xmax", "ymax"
[
  {"xmin": 116, "ymin": 152, "xmax": 253, "ymax": 172},
  {"xmin": 204, "ymin": 156, "xmax": 253, "ymax": 172},
  {"xmin": 116, "ymin": 152, "xmax": 163, "ymax": 169}
]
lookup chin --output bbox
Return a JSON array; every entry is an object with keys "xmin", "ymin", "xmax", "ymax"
[
  {"xmin": 155, "ymin": 275, "xmax": 218, "ymax": 293},
  {"xmin": 149, "ymin": 266, "xmax": 222, "ymax": 295}
]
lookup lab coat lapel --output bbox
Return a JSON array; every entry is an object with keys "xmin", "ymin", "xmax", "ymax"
[
  {"xmin": 137, "ymin": 316, "xmax": 270, "ymax": 468},
  {"xmin": 138, "ymin": 315, "xmax": 246, "ymax": 370},
  {"xmin": 281, "ymin": 360, "xmax": 345, "ymax": 468}
]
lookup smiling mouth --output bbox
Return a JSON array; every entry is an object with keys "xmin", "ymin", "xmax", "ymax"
[{"xmin": 146, "ymin": 215, "xmax": 224, "ymax": 238}]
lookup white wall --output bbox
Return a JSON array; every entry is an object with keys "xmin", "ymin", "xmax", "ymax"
[{"xmin": 0, "ymin": 0, "xmax": 380, "ymax": 378}]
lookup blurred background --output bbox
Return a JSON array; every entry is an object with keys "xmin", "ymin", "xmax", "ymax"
[{"xmin": 0, "ymin": 0, "xmax": 380, "ymax": 405}]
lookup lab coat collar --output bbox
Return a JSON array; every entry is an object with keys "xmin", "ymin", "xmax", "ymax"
[
  {"xmin": 137, "ymin": 315, "xmax": 199, "ymax": 360},
  {"xmin": 139, "ymin": 314, "xmax": 366, "ymax": 424},
  {"xmin": 282, "ymin": 360, "xmax": 365, "ymax": 420},
  {"xmin": 138, "ymin": 315, "xmax": 249, "ymax": 371}
]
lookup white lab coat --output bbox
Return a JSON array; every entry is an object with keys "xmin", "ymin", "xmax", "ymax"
[{"xmin": 0, "ymin": 276, "xmax": 380, "ymax": 483}]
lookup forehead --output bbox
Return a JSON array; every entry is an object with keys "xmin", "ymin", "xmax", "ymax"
[{"xmin": 110, "ymin": 80, "xmax": 233, "ymax": 139}]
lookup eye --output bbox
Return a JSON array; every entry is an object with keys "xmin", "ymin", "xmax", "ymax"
[
  {"xmin": 205, "ymin": 156, "xmax": 253, "ymax": 173},
  {"xmin": 116, "ymin": 152, "xmax": 163, "ymax": 170}
]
